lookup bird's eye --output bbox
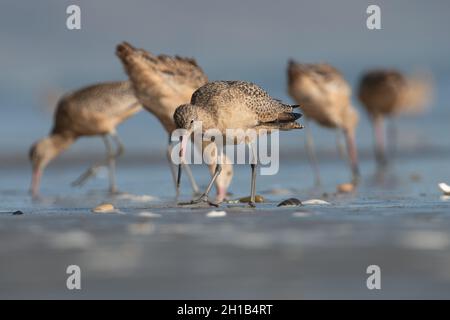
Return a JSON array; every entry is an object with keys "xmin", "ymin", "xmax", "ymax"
[{"xmin": 190, "ymin": 119, "xmax": 194, "ymax": 124}]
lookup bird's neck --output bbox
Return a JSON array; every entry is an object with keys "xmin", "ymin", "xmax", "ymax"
[
  {"xmin": 35, "ymin": 132, "xmax": 76, "ymax": 172},
  {"xmin": 48, "ymin": 132, "xmax": 76, "ymax": 155}
]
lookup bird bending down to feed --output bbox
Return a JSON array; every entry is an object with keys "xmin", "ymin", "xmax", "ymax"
[
  {"xmin": 287, "ymin": 60, "xmax": 360, "ymax": 185},
  {"xmin": 174, "ymin": 80, "xmax": 303, "ymax": 207},
  {"xmin": 29, "ymin": 81, "xmax": 142, "ymax": 198},
  {"xmin": 358, "ymin": 69, "xmax": 432, "ymax": 167},
  {"xmin": 116, "ymin": 42, "xmax": 233, "ymax": 201}
]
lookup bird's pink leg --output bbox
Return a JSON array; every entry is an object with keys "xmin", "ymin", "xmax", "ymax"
[
  {"xmin": 304, "ymin": 118, "xmax": 321, "ymax": 186},
  {"xmin": 372, "ymin": 116, "xmax": 387, "ymax": 168},
  {"xmin": 216, "ymin": 187, "xmax": 227, "ymax": 203},
  {"xmin": 31, "ymin": 169, "xmax": 42, "ymax": 199},
  {"xmin": 344, "ymin": 128, "xmax": 360, "ymax": 184},
  {"xmin": 387, "ymin": 118, "xmax": 398, "ymax": 161}
]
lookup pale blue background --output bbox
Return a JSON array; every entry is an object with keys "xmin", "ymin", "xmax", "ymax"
[{"xmin": 0, "ymin": 0, "xmax": 449, "ymax": 157}]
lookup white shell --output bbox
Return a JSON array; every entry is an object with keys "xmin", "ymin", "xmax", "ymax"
[
  {"xmin": 302, "ymin": 199, "xmax": 331, "ymax": 205},
  {"xmin": 138, "ymin": 211, "xmax": 162, "ymax": 218},
  {"xmin": 438, "ymin": 183, "xmax": 450, "ymax": 195},
  {"xmin": 206, "ymin": 210, "xmax": 227, "ymax": 218}
]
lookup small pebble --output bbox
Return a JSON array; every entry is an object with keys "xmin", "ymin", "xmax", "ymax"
[
  {"xmin": 277, "ymin": 198, "xmax": 302, "ymax": 207},
  {"xmin": 337, "ymin": 183, "xmax": 355, "ymax": 193},
  {"xmin": 206, "ymin": 210, "xmax": 227, "ymax": 218},
  {"xmin": 92, "ymin": 203, "xmax": 115, "ymax": 213},
  {"xmin": 238, "ymin": 195, "xmax": 264, "ymax": 203},
  {"xmin": 12, "ymin": 210, "xmax": 24, "ymax": 215}
]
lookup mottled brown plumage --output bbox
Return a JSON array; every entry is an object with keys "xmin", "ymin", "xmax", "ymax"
[
  {"xmin": 116, "ymin": 42, "xmax": 233, "ymax": 201},
  {"xmin": 358, "ymin": 69, "xmax": 432, "ymax": 166},
  {"xmin": 29, "ymin": 81, "xmax": 141, "ymax": 197},
  {"xmin": 116, "ymin": 42, "xmax": 207, "ymax": 132},
  {"xmin": 287, "ymin": 61, "xmax": 357, "ymax": 131},
  {"xmin": 174, "ymin": 80, "xmax": 302, "ymax": 207},
  {"xmin": 190, "ymin": 80, "xmax": 300, "ymax": 126},
  {"xmin": 287, "ymin": 60, "xmax": 359, "ymax": 183},
  {"xmin": 52, "ymin": 81, "xmax": 139, "ymax": 136},
  {"xmin": 358, "ymin": 70, "xmax": 407, "ymax": 117}
]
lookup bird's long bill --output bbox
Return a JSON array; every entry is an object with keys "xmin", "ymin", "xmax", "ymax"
[
  {"xmin": 176, "ymin": 133, "xmax": 190, "ymax": 196},
  {"xmin": 31, "ymin": 169, "xmax": 41, "ymax": 198}
]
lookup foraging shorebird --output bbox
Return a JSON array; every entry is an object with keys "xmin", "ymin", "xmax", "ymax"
[
  {"xmin": 29, "ymin": 81, "xmax": 141, "ymax": 197},
  {"xmin": 358, "ymin": 69, "xmax": 432, "ymax": 166},
  {"xmin": 287, "ymin": 60, "xmax": 360, "ymax": 185},
  {"xmin": 174, "ymin": 80, "xmax": 303, "ymax": 207},
  {"xmin": 116, "ymin": 42, "xmax": 233, "ymax": 201}
]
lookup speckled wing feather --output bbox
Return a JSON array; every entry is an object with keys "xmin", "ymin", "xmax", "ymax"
[
  {"xmin": 155, "ymin": 54, "xmax": 207, "ymax": 89},
  {"xmin": 52, "ymin": 81, "xmax": 141, "ymax": 135},
  {"xmin": 57, "ymin": 81, "xmax": 138, "ymax": 116},
  {"xmin": 116, "ymin": 42, "xmax": 209, "ymax": 132},
  {"xmin": 116, "ymin": 42, "xmax": 208, "ymax": 103},
  {"xmin": 287, "ymin": 60, "xmax": 356, "ymax": 129},
  {"xmin": 358, "ymin": 69, "xmax": 407, "ymax": 116},
  {"xmin": 288, "ymin": 61, "xmax": 350, "ymax": 94},
  {"xmin": 192, "ymin": 80, "xmax": 299, "ymax": 123}
]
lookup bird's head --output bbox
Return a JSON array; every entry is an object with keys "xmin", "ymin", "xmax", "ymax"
[
  {"xmin": 173, "ymin": 104, "xmax": 201, "ymax": 196},
  {"xmin": 29, "ymin": 134, "xmax": 73, "ymax": 198},
  {"xmin": 173, "ymin": 103, "xmax": 200, "ymax": 133}
]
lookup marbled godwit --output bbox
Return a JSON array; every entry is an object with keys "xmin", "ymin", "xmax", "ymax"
[
  {"xmin": 174, "ymin": 80, "xmax": 303, "ymax": 207},
  {"xmin": 116, "ymin": 42, "xmax": 233, "ymax": 201},
  {"xmin": 29, "ymin": 81, "xmax": 141, "ymax": 197},
  {"xmin": 287, "ymin": 60, "xmax": 360, "ymax": 184},
  {"xmin": 358, "ymin": 69, "xmax": 432, "ymax": 166}
]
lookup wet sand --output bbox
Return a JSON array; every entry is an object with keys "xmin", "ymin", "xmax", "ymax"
[{"xmin": 1, "ymin": 152, "xmax": 450, "ymax": 299}]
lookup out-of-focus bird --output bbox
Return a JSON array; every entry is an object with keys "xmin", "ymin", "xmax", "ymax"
[
  {"xmin": 358, "ymin": 69, "xmax": 433, "ymax": 166},
  {"xmin": 174, "ymin": 80, "xmax": 303, "ymax": 207},
  {"xmin": 287, "ymin": 60, "xmax": 360, "ymax": 185},
  {"xmin": 116, "ymin": 42, "xmax": 233, "ymax": 201},
  {"xmin": 29, "ymin": 81, "xmax": 142, "ymax": 197}
]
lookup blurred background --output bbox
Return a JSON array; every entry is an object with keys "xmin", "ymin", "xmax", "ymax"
[
  {"xmin": 0, "ymin": 0, "xmax": 449, "ymax": 185},
  {"xmin": 0, "ymin": 0, "xmax": 450, "ymax": 155}
]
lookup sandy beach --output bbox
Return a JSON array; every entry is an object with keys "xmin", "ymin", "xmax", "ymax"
[{"xmin": 2, "ymin": 148, "xmax": 450, "ymax": 299}]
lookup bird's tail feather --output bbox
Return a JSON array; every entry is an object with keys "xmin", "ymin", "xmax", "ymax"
[
  {"xmin": 116, "ymin": 42, "xmax": 165, "ymax": 104},
  {"xmin": 400, "ymin": 71, "xmax": 433, "ymax": 115}
]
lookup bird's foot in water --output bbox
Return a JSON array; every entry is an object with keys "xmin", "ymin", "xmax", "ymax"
[
  {"xmin": 192, "ymin": 190, "xmax": 204, "ymax": 198},
  {"xmin": 247, "ymin": 201, "xmax": 256, "ymax": 208},
  {"xmin": 178, "ymin": 194, "xmax": 219, "ymax": 207}
]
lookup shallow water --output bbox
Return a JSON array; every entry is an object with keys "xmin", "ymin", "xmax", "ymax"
[{"xmin": 1, "ymin": 151, "xmax": 450, "ymax": 299}]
